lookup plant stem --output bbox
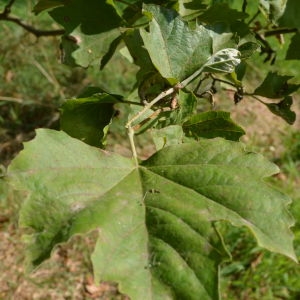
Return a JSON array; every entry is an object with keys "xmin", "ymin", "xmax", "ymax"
[
  {"xmin": 180, "ymin": 65, "xmax": 205, "ymax": 87},
  {"xmin": 126, "ymin": 86, "xmax": 176, "ymax": 128},
  {"xmin": 128, "ymin": 126, "xmax": 139, "ymax": 166},
  {"xmin": 250, "ymin": 94, "xmax": 265, "ymax": 104},
  {"xmin": 210, "ymin": 75, "xmax": 238, "ymax": 88},
  {"xmin": 125, "ymin": 64, "xmax": 206, "ymax": 161},
  {"xmin": 264, "ymin": 28, "xmax": 298, "ymax": 37},
  {"xmin": 0, "ymin": 0, "xmax": 65, "ymax": 37}
]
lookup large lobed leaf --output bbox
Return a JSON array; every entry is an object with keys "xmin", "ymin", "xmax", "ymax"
[
  {"xmin": 140, "ymin": 5, "xmax": 243, "ymax": 84},
  {"xmin": 8, "ymin": 129, "xmax": 296, "ymax": 300},
  {"xmin": 254, "ymin": 72, "xmax": 300, "ymax": 99},
  {"xmin": 140, "ymin": 4, "xmax": 212, "ymax": 84},
  {"xmin": 33, "ymin": 0, "xmax": 64, "ymax": 14},
  {"xmin": 48, "ymin": 0, "xmax": 122, "ymax": 67},
  {"xmin": 183, "ymin": 111, "xmax": 245, "ymax": 141},
  {"xmin": 60, "ymin": 90, "xmax": 121, "ymax": 147}
]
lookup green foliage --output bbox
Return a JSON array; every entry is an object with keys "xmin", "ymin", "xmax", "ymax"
[
  {"xmin": 8, "ymin": 129, "xmax": 296, "ymax": 299},
  {"xmin": 60, "ymin": 89, "xmax": 121, "ymax": 147},
  {"xmin": 183, "ymin": 111, "xmax": 245, "ymax": 140},
  {"xmin": 4, "ymin": 0, "xmax": 300, "ymax": 299}
]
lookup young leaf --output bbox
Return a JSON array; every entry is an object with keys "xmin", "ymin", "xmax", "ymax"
[
  {"xmin": 140, "ymin": 4, "xmax": 212, "ymax": 83},
  {"xmin": 198, "ymin": 3, "xmax": 248, "ymax": 24},
  {"xmin": 60, "ymin": 91, "xmax": 120, "ymax": 147},
  {"xmin": 238, "ymin": 41, "xmax": 260, "ymax": 60},
  {"xmin": 49, "ymin": 0, "xmax": 122, "ymax": 67},
  {"xmin": 261, "ymin": 96, "xmax": 296, "ymax": 125},
  {"xmin": 254, "ymin": 72, "xmax": 300, "ymax": 99},
  {"xmin": 8, "ymin": 129, "xmax": 296, "ymax": 300},
  {"xmin": 203, "ymin": 48, "xmax": 241, "ymax": 73},
  {"xmin": 260, "ymin": 0, "xmax": 288, "ymax": 23},
  {"xmin": 33, "ymin": 0, "xmax": 64, "ymax": 14},
  {"xmin": 183, "ymin": 111, "xmax": 245, "ymax": 141},
  {"xmin": 286, "ymin": 32, "xmax": 300, "ymax": 60}
]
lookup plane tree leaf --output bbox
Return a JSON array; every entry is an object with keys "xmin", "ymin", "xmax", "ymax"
[
  {"xmin": 261, "ymin": 96, "xmax": 296, "ymax": 125},
  {"xmin": 278, "ymin": 0, "xmax": 300, "ymax": 28},
  {"xmin": 48, "ymin": 0, "xmax": 122, "ymax": 67},
  {"xmin": 254, "ymin": 72, "xmax": 300, "ymax": 99},
  {"xmin": 260, "ymin": 0, "xmax": 287, "ymax": 23},
  {"xmin": 8, "ymin": 129, "xmax": 296, "ymax": 300},
  {"xmin": 286, "ymin": 32, "xmax": 300, "ymax": 60},
  {"xmin": 198, "ymin": 3, "xmax": 248, "ymax": 24},
  {"xmin": 60, "ymin": 89, "xmax": 121, "ymax": 147},
  {"xmin": 174, "ymin": 0, "xmax": 206, "ymax": 19},
  {"xmin": 140, "ymin": 5, "xmax": 242, "ymax": 84},
  {"xmin": 140, "ymin": 4, "xmax": 212, "ymax": 84},
  {"xmin": 33, "ymin": 0, "xmax": 64, "ymax": 14},
  {"xmin": 183, "ymin": 111, "xmax": 245, "ymax": 141},
  {"xmin": 151, "ymin": 125, "xmax": 184, "ymax": 150}
]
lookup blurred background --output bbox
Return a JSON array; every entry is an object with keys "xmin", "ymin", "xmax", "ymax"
[{"xmin": 0, "ymin": 1, "xmax": 300, "ymax": 299}]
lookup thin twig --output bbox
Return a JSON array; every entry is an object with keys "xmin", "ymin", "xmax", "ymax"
[
  {"xmin": 249, "ymin": 94, "xmax": 265, "ymax": 104},
  {"xmin": 126, "ymin": 86, "xmax": 176, "ymax": 129},
  {"xmin": 242, "ymin": 0, "xmax": 247, "ymax": 13},
  {"xmin": 1, "ymin": 0, "xmax": 16, "ymax": 16},
  {"xmin": 264, "ymin": 28, "xmax": 298, "ymax": 37},
  {"xmin": 247, "ymin": 9, "xmax": 260, "ymax": 25},
  {"xmin": 0, "ymin": 1, "xmax": 65, "ymax": 37},
  {"xmin": 0, "ymin": 15, "xmax": 65, "ymax": 36},
  {"xmin": 126, "ymin": 63, "xmax": 208, "ymax": 130},
  {"xmin": 125, "ymin": 64, "xmax": 207, "ymax": 159},
  {"xmin": 210, "ymin": 75, "xmax": 237, "ymax": 88}
]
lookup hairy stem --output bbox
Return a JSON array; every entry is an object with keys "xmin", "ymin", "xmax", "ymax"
[
  {"xmin": 125, "ymin": 64, "xmax": 206, "ymax": 160},
  {"xmin": 128, "ymin": 127, "xmax": 139, "ymax": 166},
  {"xmin": 126, "ymin": 86, "xmax": 176, "ymax": 128}
]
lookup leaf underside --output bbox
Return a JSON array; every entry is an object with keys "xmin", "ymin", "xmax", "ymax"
[{"xmin": 8, "ymin": 129, "xmax": 296, "ymax": 300}]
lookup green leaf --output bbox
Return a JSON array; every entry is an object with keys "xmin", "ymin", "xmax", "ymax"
[
  {"xmin": 8, "ymin": 129, "xmax": 296, "ymax": 299},
  {"xmin": 260, "ymin": 0, "xmax": 288, "ymax": 23},
  {"xmin": 60, "ymin": 90, "xmax": 120, "ymax": 147},
  {"xmin": 33, "ymin": 0, "xmax": 64, "ymax": 14},
  {"xmin": 238, "ymin": 41, "xmax": 260, "ymax": 60},
  {"xmin": 175, "ymin": 0, "xmax": 206, "ymax": 19},
  {"xmin": 49, "ymin": 0, "xmax": 122, "ymax": 67},
  {"xmin": 254, "ymin": 72, "xmax": 300, "ymax": 99},
  {"xmin": 278, "ymin": 0, "xmax": 300, "ymax": 28},
  {"xmin": 198, "ymin": 3, "xmax": 248, "ymax": 24},
  {"xmin": 183, "ymin": 111, "xmax": 245, "ymax": 141},
  {"xmin": 123, "ymin": 29, "xmax": 156, "ymax": 70},
  {"xmin": 286, "ymin": 32, "xmax": 300, "ymax": 60},
  {"xmin": 207, "ymin": 26, "xmax": 237, "ymax": 54},
  {"xmin": 140, "ymin": 4, "xmax": 212, "ymax": 83},
  {"xmin": 151, "ymin": 125, "xmax": 184, "ymax": 150},
  {"xmin": 262, "ymin": 96, "xmax": 296, "ymax": 125},
  {"xmin": 204, "ymin": 48, "xmax": 241, "ymax": 73}
]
